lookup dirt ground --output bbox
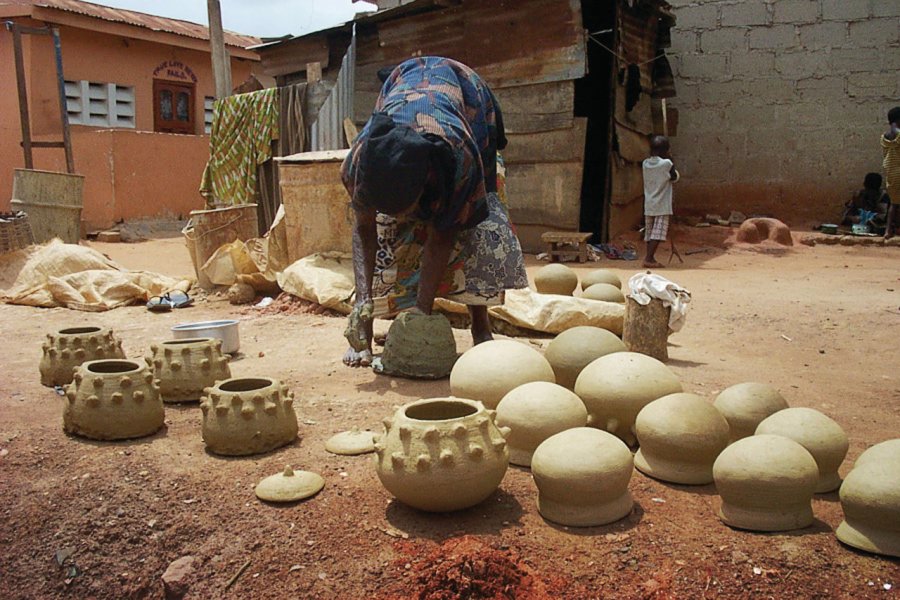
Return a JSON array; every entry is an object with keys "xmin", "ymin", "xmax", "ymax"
[{"xmin": 1, "ymin": 227, "xmax": 898, "ymax": 599}]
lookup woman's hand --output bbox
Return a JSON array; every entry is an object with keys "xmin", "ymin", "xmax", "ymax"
[{"xmin": 343, "ymin": 300, "xmax": 374, "ymax": 367}]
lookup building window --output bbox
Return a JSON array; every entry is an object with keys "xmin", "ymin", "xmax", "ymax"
[
  {"xmin": 204, "ymin": 96, "xmax": 215, "ymax": 134},
  {"xmin": 153, "ymin": 80, "xmax": 195, "ymax": 134},
  {"xmin": 65, "ymin": 80, "xmax": 135, "ymax": 128}
]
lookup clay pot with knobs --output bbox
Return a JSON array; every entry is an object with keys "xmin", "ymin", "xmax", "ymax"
[
  {"xmin": 41, "ymin": 326, "xmax": 126, "ymax": 387},
  {"xmin": 146, "ymin": 337, "xmax": 231, "ymax": 403}
]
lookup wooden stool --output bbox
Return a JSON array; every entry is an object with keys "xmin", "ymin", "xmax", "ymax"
[{"xmin": 541, "ymin": 231, "xmax": 593, "ymax": 263}]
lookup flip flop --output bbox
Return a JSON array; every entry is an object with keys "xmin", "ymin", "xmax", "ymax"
[
  {"xmin": 167, "ymin": 290, "xmax": 194, "ymax": 309},
  {"xmin": 146, "ymin": 294, "xmax": 174, "ymax": 312}
]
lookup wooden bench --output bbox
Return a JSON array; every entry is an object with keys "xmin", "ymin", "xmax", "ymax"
[{"xmin": 541, "ymin": 231, "xmax": 593, "ymax": 263}]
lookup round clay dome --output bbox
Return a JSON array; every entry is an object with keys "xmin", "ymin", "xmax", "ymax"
[
  {"xmin": 713, "ymin": 434, "xmax": 819, "ymax": 531},
  {"xmin": 581, "ymin": 283, "xmax": 625, "ymax": 303},
  {"xmin": 574, "ymin": 351, "xmax": 682, "ymax": 446},
  {"xmin": 755, "ymin": 407, "xmax": 849, "ymax": 493},
  {"xmin": 450, "ymin": 340, "xmax": 555, "ymax": 409},
  {"xmin": 495, "ymin": 381, "xmax": 588, "ymax": 467},
  {"xmin": 836, "ymin": 460, "xmax": 900, "ymax": 558},
  {"xmin": 580, "ymin": 269, "xmax": 622, "ymax": 291},
  {"xmin": 713, "ymin": 382, "xmax": 789, "ymax": 442},
  {"xmin": 533, "ymin": 263, "xmax": 578, "ymax": 296},
  {"xmin": 634, "ymin": 393, "xmax": 730, "ymax": 485},
  {"xmin": 854, "ymin": 439, "xmax": 900, "ymax": 469},
  {"xmin": 532, "ymin": 427, "xmax": 634, "ymax": 527},
  {"xmin": 544, "ymin": 326, "xmax": 626, "ymax": 390}
]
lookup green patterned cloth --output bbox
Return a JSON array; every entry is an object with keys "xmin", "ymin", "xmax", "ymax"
[{"xmin": 200, "ymin": 88, "xmax": 279, "ymax": 206}]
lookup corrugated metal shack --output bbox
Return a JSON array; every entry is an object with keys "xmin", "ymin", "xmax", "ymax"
[{"xmin": 253, "ymin": 0, "xmax": 675, "ymax": 250}]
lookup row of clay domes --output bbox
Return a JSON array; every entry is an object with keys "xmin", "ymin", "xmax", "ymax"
[{"xmin": 533, "ymin": 265, "xmax": 626, "ymax": 303}]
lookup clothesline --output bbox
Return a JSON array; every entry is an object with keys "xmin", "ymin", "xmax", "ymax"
[{"xmin": 587, "ymin": 32, "xmax": 665, "ymax": 67}]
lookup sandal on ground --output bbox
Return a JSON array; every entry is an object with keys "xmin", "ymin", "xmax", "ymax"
[
  {"xmin": 167, "ymin": 290, "xmax": 194, "ymax": 309},
  {"xmin": 146, "ymin": 294, "xmax": 174, "ymax": 312}
]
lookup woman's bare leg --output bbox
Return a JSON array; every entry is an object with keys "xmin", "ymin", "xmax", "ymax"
[{"xmin": 468, "ymin": 305, "xmax": 493, "ymax": 345}]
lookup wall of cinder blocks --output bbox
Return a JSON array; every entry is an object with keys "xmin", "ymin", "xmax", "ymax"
[{"xmin": 666, "ymin": 0, "xmax": 899, "ymax": 223}]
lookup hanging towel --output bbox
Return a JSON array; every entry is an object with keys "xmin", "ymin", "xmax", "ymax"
[
  {"xmin": 200, "ymin": 87, "xmax": 280, "ymax": 206},
  {"xmin": 627, "ymin": 272, "xmax": 691, "ymax": 332}
]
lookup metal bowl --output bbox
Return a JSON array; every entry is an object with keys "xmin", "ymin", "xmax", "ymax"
[{"xmin": 171, "ymin": 320, "xmax": 240, "ymax": 354}]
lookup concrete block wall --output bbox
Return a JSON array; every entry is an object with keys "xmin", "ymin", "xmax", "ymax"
[{"xmin": 667, "ymin": 0, "xmax": 899, "ymax": 224}]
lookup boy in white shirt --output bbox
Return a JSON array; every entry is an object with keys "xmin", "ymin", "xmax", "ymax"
[{"xmin": 642, "ymin": 135, "xmax": 679, "ymax": 268}]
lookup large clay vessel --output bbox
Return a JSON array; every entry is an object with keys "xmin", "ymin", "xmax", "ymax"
[
  {"xmin": 544, "ymin": 326, "xmax": 625, "ymax": 390},
  {"xmin": 755, "ymin": 407, "xmax": 848, "ymax": 493},
  {"xmin": 836, "ymin": 460, "xmax": 900, "ymax": 558},
  {"xmin": 582, "ymin": 283, "xmax": 625, "ymax": 303},
  {"xmin": 374, "ymin": 397, "xmax": 510, "ymax": 512},
  {"xmin": 200, "ymin": 377, "xmax": 298, "ymax": 456},
  {"xmin": 713, "ymin": 382, "xmax": 788, "ymax": 442},
  {"xmin": 531, "ymin": 427, "xmax": 634, "ymax": 527},
  {"xmin": 63, "ymin": 359, "xmax": 164, "ymax": 440},
  {"xmin": 580, "ymin": 269, "xmax": 622, "ymax": 290},
  {"xmin": 853, "ymin": 439, "xmax": 900, "ymax": 469},
  {"xmin": 449, "ymin": 340, "xmax": 555, "ymax": 409},
  {"xmin": 533, "ymin": 263, "xmax": 578, "ymax": 296},
  {"xmin": 147, "ymin": 338, "xmax": 231, "ymax": 403},
  {"xmin": 574, "ymin": 351, "xmax": 682, "ymax": 446},
  {"xmin": 40, "ymin": 326, "xmax": 126, "ymax": 387},
  {"xmin": 380, "ymin": 312, "xmax": 457, "ymax": 379},
  {"xmin": 713, "ymin": 434, "xmax": 819, "ymax": 532},
  {"xmin": 495, "ymin": 382, "xmax": 587, "ymax": 467},
  {"xmin": 634, "ymin": 393, "xmax": 730, "ymax": 485}
]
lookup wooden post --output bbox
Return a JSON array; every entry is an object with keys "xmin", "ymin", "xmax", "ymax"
[
  {"xmin": 10, "ymin": 23, "xmax": 33, "ymax": 169},
  {"xmin": 622, "ymin": 297, "xmax": 671, "ymax": 362},
  {"xmin": 207, "ymin": 0, "xmax": 232, "ymax": 99},
  {"xmin": 50, "ymin": 27, "xmax": 74, "ymax": 174}
]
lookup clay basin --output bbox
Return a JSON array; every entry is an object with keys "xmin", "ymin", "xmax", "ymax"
[{"xmin": 172, "ymin": 320, "xmax": 240, "ymax": 353}]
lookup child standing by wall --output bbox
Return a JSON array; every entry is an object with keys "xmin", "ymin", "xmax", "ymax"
[
  {"xmin": 642, "ymin": 135, "xmax": 679, "ymax": 268},
  {"xmin": 882, "ymin": 106, "xmax": 900, "ymax": 239}
]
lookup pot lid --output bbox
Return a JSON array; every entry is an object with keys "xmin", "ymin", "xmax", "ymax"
[
  {"xmin": 325, "ymin": 427, "xmax": 376, "ymax": 455},
  {"xmin": 254, "ymin": 466, "xmax": 325, "ymax": 503}
]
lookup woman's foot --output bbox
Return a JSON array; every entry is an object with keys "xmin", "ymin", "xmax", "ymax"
[
  {"xmin": 468, "ymin": 305, "xmax": 493, "ymax": 345},
  {"xmin": 343, "ymin": 347, "xmax": 373, "ymax": 367},
  {"xmin": 642, "ymin": 260, "xmax": 664, "ymax": 268}
]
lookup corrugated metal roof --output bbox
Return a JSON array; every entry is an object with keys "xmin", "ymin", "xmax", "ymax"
[{"xmin": 0, "ymin": 0, "xmax": 259, "ymax": 48}]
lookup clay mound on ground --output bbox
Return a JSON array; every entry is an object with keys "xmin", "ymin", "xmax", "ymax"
[{"xmin": 736, "ymin": 218, "xmax": 793, "ymax": 246}]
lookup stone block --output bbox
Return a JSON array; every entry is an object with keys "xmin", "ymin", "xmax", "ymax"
[
  {"xmin": 785, "ymin": 102, "xmax": 829, "ymax": 127},
  {"xmin": 773, "ymin": 0, "xmax": 820, "ymax": 24},
  {"xmin": 872, "ymin": 0, "xmax": 900, "ymax": 18},
  {"xmin": 847, "ymin": 72, "xmax": 898, "ymax": 98},
  {"xmin": 743, "ymin": 77, "xmax": 801, "ymax": 103},
  {"xmin": 798, "ymin": 21, "xmax": 849, "ymax": 49},
  {"xmin": 749, "ymin": 25, "xmax": 798, "ymax": 49},
  {"xmin": 670, "ymin": 29, "xmax": 699, "ymax": 53},
  {"xmin": 829, "ymin": 47, "xmax": 883, "ymax": 73},
  {"xmin": 97, "ymin": 230, "xmax": 121, "ymax": 243},
  {"xmin": 677, "ymin": 52, "xmax": 729, "ymax": 80},
  {"xmin": 730, "ymin": 50, "xmax": 777, "ymax": 77},
  {"xmin": 822, "ymin": 0, "xmax": 869, "ymax": 21},
  {"xmin": 796, "ymin": 76, "xmax": 847, "ymax": 101},
  {"xmin": 775, "ymin": 50, "xmax": 830, "ymax": 78},
  {"xmin": 722, "ymin": 2, "xmax": 769, "ymax": 27},
  {"xmin": 701, "ymin": 28, "xmax": 749, "ymax": 52},
  {"xmin": 677, "ymin": 4, "xmax": 719, "ymax": 29},
  {"xmin": 849, "ymin": 18, "xmax": 900, "ymax": 49},
  {"xmin": 697, "ymin": 81, "xmax": 747, "ymax": 106}
]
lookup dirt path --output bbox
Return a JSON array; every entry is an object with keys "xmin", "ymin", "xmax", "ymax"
[{"xmin": 1, "ymin": 230, "xmax": 898, "ymax": 599}]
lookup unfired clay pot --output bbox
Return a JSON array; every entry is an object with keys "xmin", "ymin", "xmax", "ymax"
[
  {"xmin": 853, "ymin": 439, "xmax": 900, "ymax": 469},
  {"xmin": 580, "ymin": 269, "xmax": 622, "ymax": 291},
  {"xmin": 41, "ymin": 326, "xmax": 126, "ymax": 387},
  {"xmin": 531, "ymin": 427, "xmax": 634, "ymax": 527},
  {"xmin": 449, "ymin": 340, "xmax": 555, "ymax": 409},
  {"xmin": 544, "ymin": 326, "xmax": 626, "ymax": 390},
  {"xmin": 713, "ymin": 434, "xmax": 819, "ymax": 532},
  {"xmin": 373, "ymin": 397, "xmax": 510, "ymax": 512},
  {"xmin": 755, "ymin": 407, "xmax": 848, "ymax": 493},
  {"xmin": 574, "ymin": 351, "xmax": 683, "ymax": 446},
  {"xmin": 146, "ymin": 338, "xmax": 231, "ymax": 403},
  {"xmin": 713, "ymin": 382, "xmax": 789, "ymax": 442},
  {"xmin": 533, "ymin": 263, "xmax": 578, "ymax": 296},
  {"xmin": 379, "ymin": 312, "xmax": 457, "ymax": 379},
  {"xmin": 634, "ymin": 393, "xmax": 730, "ymax": 485},
  {"xmin": 495, "ymin": 381, "xmax": 588, "ymax": 467},
  {"xmin": 836, "ymin": 460, "xmax": 900, "ymax": 558},
  {"xmin": 200, "ymin": 377, "xmax": 298, "ymax": 456},
  {"xmin": 63, "ymin": 359, "xmax": 164, "ymax": 440},
  {"xmin": 582, "ymin": 283, "xmax": 625, "ymax": 303}
]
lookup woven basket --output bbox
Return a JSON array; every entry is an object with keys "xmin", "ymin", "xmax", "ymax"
[{"xmin": 0, "ymin": 211, "xmax": 35, "ymax": 253}]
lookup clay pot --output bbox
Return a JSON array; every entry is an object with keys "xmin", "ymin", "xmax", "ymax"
[
  {"xmin": 373, "ymin": 397, "xmax": 510, "ymax": 512},
  {"xmin": 836, "ymin": 461, "xmax": 900, "ymax": 558},
  {"xmin": 634, "ymin": 393, "xmax": 730, "ymax": 485},
  {"xmin": 146, "ymin": 338, "xmax": 231, "ymax": 403},
  {"xmin": 574, "ymin": 351, "xmax": 682, "ymax": 446},
  {"xmin": 713, "ymin": 434, "xmax": 819, "ymax": 532},
  {"xmin": 533, "ymin": 263, "xmax": 578, "ymax": 296},
  {"xmin": 40, "ymin": 326, "xmax": 126, "ymax": 387},
  {"xmin": 200, "ymin": 377, "xmax": 298, "ymax": 456},
  {"xmin": 582, "ymin": 283, "xmax": 625, "ymax": 303},
  {"xmin": 449, "ymin": 339, "xmax": 555, "ymax": 409},
  {"xmin": 380, "ymin": 312, "xmax": 457, "ymax": 379},
  {"xmin": 713, "ymin": 382, "xmax": 789, "ymax": 442},
  {"xmin": 544, "ymin": 326, "xmax": 626, "ymax": 390},
  {"xmin": 580, "ymin": 269, "xmax": 621, "ymax": 290},
  {"xmin": 63, "ymin": 359, "xmax": 164, "ymax": 440},
  {"xmin": 853, "ymin": 439, "xmax": 900, "ymax": 469},
  {"xmin": 755, "ymin": 407, "xmax": 848, "ymax": 493},
  {"xmin": 495, "ymin": 382, "xmax": 588, "ymax": 467},
  {"xmin": 531, "ymin": 427, "xmax": 634, "ymax": 526}
]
